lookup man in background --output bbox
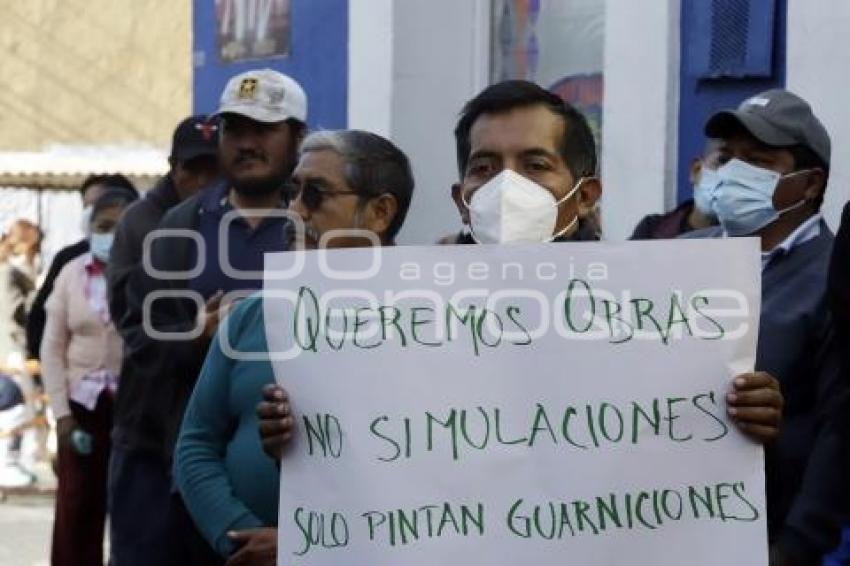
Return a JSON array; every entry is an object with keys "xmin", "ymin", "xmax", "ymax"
[
  {"xmin": 107, "ymin": 114, "xmax": 221, "ymax": 326},
  {"xmin": 106, "ymin": 114, "xmax": 219, "ymax": 562},
  {"xmin": 110, "ymin": 69, "xmax": 306, "ymax": 566},
  {"xmin": 684, "ymin": 89, "xmax": 848, "ymax": 563},
  {"xmin": 630, "ymin": 140, "xmax": 721, "ymax": 239}
]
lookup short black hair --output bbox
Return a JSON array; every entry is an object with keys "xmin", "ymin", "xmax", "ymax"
[
  {"xmin": 286, "ymin": 118, "xmax": 308, "ymax": 139},
  {"xmin": 300, "ymin": 130, "xmax": 415, "ymax": 241},
  {"xmin": 454, "ymin": 80, "xmax": 598, "ymax": 179},
  {"xmin": 789, "ymin": 144, "xmax": 829, "ymax": 210},
  {"xmin": 90, "ymin": 187, "xmax": 139, "ymax": 224},
  {"xmin": 80, "ymin": 174, "xmax": 138, "ymax": 199}
]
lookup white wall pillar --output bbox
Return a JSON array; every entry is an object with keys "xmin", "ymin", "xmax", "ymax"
[
  {"xmin": 390, "ymin": 0, "xmax": 491, "ymax": 244},
  {"xmin": 348, "ymin": 0, "xmax": 394, "ymax": 137},
  {"xmin": 601, "ymin": 0, "xmax": 680, "ymax": 241},
  {"xmin": 348, "ymin": 0, "xmax": 490, "ymax": 244},
  {"xmin": 786, "ymin": 0, "xmax": 850, "ymax": 230}
]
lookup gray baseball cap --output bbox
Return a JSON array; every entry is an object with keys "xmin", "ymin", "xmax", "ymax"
[{"xmin": 704, "ymin": 89, "xmax": 831, "ymax": 165}]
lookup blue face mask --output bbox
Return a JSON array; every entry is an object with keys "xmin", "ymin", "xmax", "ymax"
[
  {"xmin": 692, "ymin": 167, "xmax": 720, "ymax": 219},
  {"xmin": 711, "ymin": 158, "xmax": 807, "ymax": 236},
  {"xmin": 90, "ymin": 232, "xmax": 114, "ymax": 262}
]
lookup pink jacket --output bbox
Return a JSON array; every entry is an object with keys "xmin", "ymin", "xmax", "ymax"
[{"xmin": 40, "ymin": 254, "xmax": 123, "ymax": 419}]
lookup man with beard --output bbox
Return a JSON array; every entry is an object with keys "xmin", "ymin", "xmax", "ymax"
[{"xmin": 109, "ymin": 69, "xmax": 306, "ymax": 566}]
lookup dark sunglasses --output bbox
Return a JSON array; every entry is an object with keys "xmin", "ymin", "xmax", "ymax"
[{"xmin": 285, "ymin": 181, "xmax": 360, "ymax": 211}]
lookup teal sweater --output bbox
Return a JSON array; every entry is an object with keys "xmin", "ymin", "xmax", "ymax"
[{"xmin": 174, "ymin": 295, "xmax": 278, "ymax": 557}]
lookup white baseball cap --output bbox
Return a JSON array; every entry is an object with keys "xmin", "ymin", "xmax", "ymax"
[{"xmin": 217, "ymin": 69, "xmax": 307, "ymax": 123}]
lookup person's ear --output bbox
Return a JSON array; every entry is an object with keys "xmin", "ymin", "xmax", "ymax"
[
  {"xmin": 451, "ymin": 183, "xmax": 470, "ymax": 225},
  {"xmin": 802, "ymin": 168, "xmax": 826, "ymax": 203},
  {"xmin": 576, "ymin": 177, "xmax": 602, "ymax": 216},
  {"xmin": 289, "ymin": 123, "xmax": 307, "ymax": 153},
  {"xmin": 363, "ymin": 193, "xmax": 399, "ymax": 242},
  {"xmin": 295, "ymin": 126, "xmax": 307, "ymax": 147}
]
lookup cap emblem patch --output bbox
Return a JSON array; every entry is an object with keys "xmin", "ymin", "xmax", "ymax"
[{"xmin": 238, "ymin": 78, "xmax": 259, "ymax": 99}]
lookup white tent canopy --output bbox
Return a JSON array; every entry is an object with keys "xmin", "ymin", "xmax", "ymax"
[{"xmin": 0, "ymin": 144, "xmax": 168, "ymax": 190}]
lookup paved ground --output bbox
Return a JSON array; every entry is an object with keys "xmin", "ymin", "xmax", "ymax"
[
  {"xmin": 0, "ymin": 460, "xmax": 58, "ymax": 566},
  {"xmin": 0, "ymin": 459, "xmax": 112, "ymax": 565},
  {"xmin": 0, "ymin": 492, "xmax": 53, "ymax": 566}
]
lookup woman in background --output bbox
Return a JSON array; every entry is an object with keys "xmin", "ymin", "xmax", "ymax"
[{"xmin": 41, "ymin": 189, "xmax": 137, "ymax": 565}]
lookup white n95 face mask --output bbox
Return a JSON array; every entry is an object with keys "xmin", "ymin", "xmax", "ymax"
[{"xmin": 463, "ymin": 169, "xmax": 583, "ymax": 244}]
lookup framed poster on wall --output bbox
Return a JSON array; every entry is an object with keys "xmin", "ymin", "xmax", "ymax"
[
  {"xmin": 194, "ymin": 0, "xmax": 348, "ymax": 130},
  {"xmin": 491, "ymin": 0, "xmax": 604, "ymax": 142},
  {"xmin": 215, "ymin": 0, "xmax": 291, "ymax": 62}
]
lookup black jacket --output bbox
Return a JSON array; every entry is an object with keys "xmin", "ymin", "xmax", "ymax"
[
  {"xmin": 111, "ymin": 187, "xmax": 206, "ymax": 461},
  {"xmin": 829, "ymin": 201, "xmax": 850, "ymax": 347},
  {"xmin": 684, "ymin": 223, "xmax": 850, "ymax": 562},
  {"xmin": 629, "ymin": 199, "xmax": 714, "ymax": 240},
  {"xmin": 26, "ymin": 239, "xmax": 89, "ymax": 359},
  {"xmin": 114, "ymin": 179, "xmax": 292, "ymax": 464},
  {"xmin": 107, "ymin": 175, "xmax": 180, "ymax": 326}
]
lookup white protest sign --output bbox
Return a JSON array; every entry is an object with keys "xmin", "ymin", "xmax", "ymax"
[{"xmin": 261, "ymin": 239, "xmax": 766, "ymax": 565}]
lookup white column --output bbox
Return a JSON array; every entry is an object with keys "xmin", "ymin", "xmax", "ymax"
[
  {"xmin": 601, "ymin": 0, "xmax": 681, "ymax": 241},
  {"xmin": 348, "ymin": 0, "xmax": 394, "ymax": 136},
  {"xmin": 347, "ymin": 0, "xmax": 490, "ymax": 244},
  {"xmin": 390, "ymin": 0, "xmax": 491, "ymax": 244},
  {"xmin": 786, "ymin": 0, "xmax": 850, "ymax": 230}
]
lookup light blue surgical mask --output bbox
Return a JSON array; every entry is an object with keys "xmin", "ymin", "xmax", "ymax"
[
  {"xmin": 90, "ymin": 232, "xmax": 114, "ymax": 262},
  {"xmin": 693, "ymin": 167, "xmax": 720, "ymax": 219},
  {"xmin": 711, "ymin": 158, "xmax": 807, "ymax": 236}
]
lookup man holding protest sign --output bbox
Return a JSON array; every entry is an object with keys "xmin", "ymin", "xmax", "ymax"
[
  {"xmin": 260, "ymin": 83, "xmax": 782, "ymax": 450},
  {"xmin": 174, "ymin": 129, "xmax": 415, "ymax": 566},
  {"xmin": 447, "ymin": 81, "xmax": 781, "ymax": 443},
  {"xmin": 257, "ymin": 81, "xmax": 784, "ymax": 565}
]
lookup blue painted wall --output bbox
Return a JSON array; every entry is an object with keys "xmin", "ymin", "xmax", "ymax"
[
  {"xmin": 192, "ymin": 0, "xmax": 348, "ymax": 130},
  {"xmin": 677, "ymin": 0, "xmax": 787, "ymax": 203}
]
